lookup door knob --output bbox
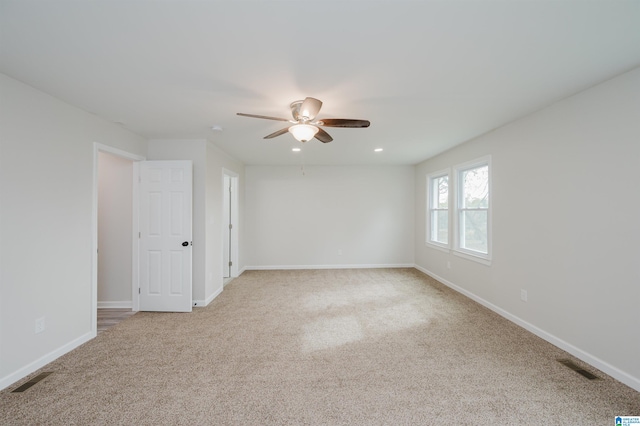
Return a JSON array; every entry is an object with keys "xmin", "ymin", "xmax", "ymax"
[{"xmin": 182, "ymin": 241, "xmax": 189, "ymax": 247}]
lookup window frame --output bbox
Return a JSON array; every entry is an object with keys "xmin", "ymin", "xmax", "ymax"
[
  {"xmin": 453, "ymin": 156, "xmax": 492, "ymax": 265},
  {"xmin": 425, "ymin": 169, "xmax": 451, "ymax": 251}
]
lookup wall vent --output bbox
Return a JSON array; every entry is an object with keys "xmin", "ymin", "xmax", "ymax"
[{"xmin": 11, "ymin": 372, "xmax": 53, "ymax": 393}]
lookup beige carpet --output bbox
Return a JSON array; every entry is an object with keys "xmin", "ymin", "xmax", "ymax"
[{"xmin": 2, "ymin": 268, "xmax": 638, "ymax": 425}]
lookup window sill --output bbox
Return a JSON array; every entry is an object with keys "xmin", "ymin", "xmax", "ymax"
[
  {"xmin": 452, "ymin": 249, "xmax": 492, "ymax": 266},
  {"xmin": 425, "ymin": 241, "xmax": 451, "ymax": 253}
]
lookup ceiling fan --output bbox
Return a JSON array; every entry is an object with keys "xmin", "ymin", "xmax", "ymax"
[{"xmin": 237, "ymin": 97, "xmax": 370, "ymax": 143}]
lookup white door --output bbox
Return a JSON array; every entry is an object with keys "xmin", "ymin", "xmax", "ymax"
[
  {"xmin": 139, "ymin": 161, "xmax": 193, "ymax": 312},
  {"xmin": 223, "ymin": 175, "xmax": 231, "ymax": 279}
]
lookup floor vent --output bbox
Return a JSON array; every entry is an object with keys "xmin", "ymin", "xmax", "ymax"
[
  {"xmin": 557, "ymin": 359, "xmax": 600, "ymax": 380},
  {"xmin": 11, "ymin": 372, "xmax": 53, "ymax": 393}
]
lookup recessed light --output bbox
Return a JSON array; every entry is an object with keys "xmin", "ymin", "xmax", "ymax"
[
  {"xmin": 374, "ymin": 148, "xmax": 383, "ymax": 152},
  {"xmin": 292, "ymin": 148, "xmax": 301, "ymax": 152},
  {"xmin": 211, "ymin": 125, "xmax": 223, "ymax": 132}
]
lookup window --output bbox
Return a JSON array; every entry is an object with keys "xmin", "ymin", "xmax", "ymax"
[
  {"xmin": 427, "ymin": 172, "xmax": 449, "ymax": 247},
  {"xmin": 425, "ymin": 157, "xmax": 491, "ymax": 264},
  {"xmin": 455, "ymin": 159, "xmax": 490, "ymax": 261}
]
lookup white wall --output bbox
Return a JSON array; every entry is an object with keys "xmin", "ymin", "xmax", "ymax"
[
  {"xmin": 206, "ymin": 141, "xmax": 244, "ymax": 300},
  {"xmin": 414, "ymin": 67, "xmax": 640, "ymax": 391},
  {"xmin": 147, "ymin": 139, "xmax": 245, "ymax": 305},
  {"xmin": 97, "ymin": 152, "xmax": 133, "ymax": 306},
  {"xmin": 245, "ymin": 165, "xmax": 415, "ymax": 268},
  {"xmin": 0, "ymin": 73, "xmax": 147, "ymax": 389}
]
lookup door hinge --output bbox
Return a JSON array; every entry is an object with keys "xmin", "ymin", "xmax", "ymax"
[
  {"xmin": 229, "ymin": 261, "xmax": 232, "ymax": 266},
  {"xmin": 138, "ymin": 288, "xmax": 141, "ymax": 294},
  {"xmin": 138, "ymin": 232, "xmax": 141, "ymax": 238},
  {"xmin": 229, "ymin": 224, "xmax": 232, "ymax": 229}
]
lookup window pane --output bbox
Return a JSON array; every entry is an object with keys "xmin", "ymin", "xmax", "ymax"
[
  {"xmin": 434, "ymin": 176, "xmax": 448, "ymax": 209},
  {"xmin": 428, "ymin": 173, "xmax": 449, "ymax": 246},
  {"xmin": 460, "ymin": 210, "xmax": 487, "ymax": 253},
  {"xmin": 462, "ymin": 166, "xmax": 488, "ymax": 208},
  {"xmin": 431, "ymin": 210, "xmax": 449, "ymax": 244}
]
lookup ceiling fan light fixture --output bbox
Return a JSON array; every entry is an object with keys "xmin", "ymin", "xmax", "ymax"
[
  {"xmin": 289, "ymin": 124, "xmax": 319, "ymax": 142},
  {"xmin": 237, "ymin": 97, "xmax": 369, "ymax": 143}
]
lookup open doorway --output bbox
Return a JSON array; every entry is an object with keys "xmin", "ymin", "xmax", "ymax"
[
  {"xmin": 222, "ymin": 169, "xmax": 239, "ymax": 285},
  {"xmin": 98, "ymin": 151, "xmax": 134, "ymax": 308},
  {"xmin": 92, "ymin": 143, "xmax": 145, "ymax": 335}
]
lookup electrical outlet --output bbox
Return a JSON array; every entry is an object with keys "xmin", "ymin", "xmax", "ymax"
[
  {"xmin": 520, "ymin": 290, "xmax": 528, "ymax": 302},
  {"xmin": 35, "ymin": 317, "xmax": 45, "ymax": 334}
]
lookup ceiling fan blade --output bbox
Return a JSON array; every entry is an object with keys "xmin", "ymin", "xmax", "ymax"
[
  {"xmin": 314, "ymin": 128, "xmax": 333, "ymax": 143},
  {"xmin": 264, "ymin": 127, "xmax": 291, "ymax": 139},
  {"xmin": 299, "ymin": 97, "xmax": 322, "ymax": 121},
  {"xmin": 237, "ymin": 112, "xmax": 290, "ymax": 122},
  {"xmin": 317, "ymin": 118, "xmax": 370, "ymax": 128}
]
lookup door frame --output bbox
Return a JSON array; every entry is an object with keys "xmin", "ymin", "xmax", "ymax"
[
  {"xmin": 223, "ymin": 174, "xmax": 231, "ymax": 279},
  {"xmin": 222, "ymin": 169, "xmax": 239, "ymax": 279},
  {"xmin": 92, "ymin": 143, "xmax": 145, "ymax": 335}
]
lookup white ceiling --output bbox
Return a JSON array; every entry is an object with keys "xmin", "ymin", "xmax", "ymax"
[{"xmin": 1, "ymin": 1, "xmax": 639, "ymax": 166}]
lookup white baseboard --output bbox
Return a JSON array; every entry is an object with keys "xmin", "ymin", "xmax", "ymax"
[
  {"xmin": 192, "ymin": 286, "xmax": 223, "ymax": 308},
  {"xmin": 413, "ymin": 264, "xmax": 640, "ymax": 393},
  {"xmin": 97, "ymin": 301, "xmax": 132, "ymax": 309},
  {"xmin": 245, "ymin": 263, "xmax": 415, "ymax": 271},
  {"xmin": 0, "ymin": 331, "xmax": 94, "ymax": 391}
]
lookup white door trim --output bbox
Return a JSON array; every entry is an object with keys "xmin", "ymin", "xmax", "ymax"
[
  {"xmin": 223, "ymin": 175, "xmax": 231, "ymax": 279},
  {"xmin": 92, "ymin": 143, "xmax": 145, "ymax": 335},
  {"xmin": 222, "ymin": 169, "xmax": 239, "ymax": 278}
]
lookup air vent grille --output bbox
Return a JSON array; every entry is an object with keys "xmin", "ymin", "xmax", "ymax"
[
  {"xmin": 11, "ymin": 372, "xmax": 53, "ymax": 393},
  {"xmin": 557, "ymin": 359, "xmax": 600, "ymax": 380}
]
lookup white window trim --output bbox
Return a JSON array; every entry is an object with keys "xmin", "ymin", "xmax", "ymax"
[
  {"xmin": 453, "ymin": 156, "xmax": 492, "ymax": 265},
  {"xmin": 425, "ymin": 168, "xmax": 451, "ymax": 250}
]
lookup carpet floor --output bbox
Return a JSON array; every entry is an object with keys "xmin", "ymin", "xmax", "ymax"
[{"xmin": 2, "ymin": 268, "xmax": 638, "ymax": 425}]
